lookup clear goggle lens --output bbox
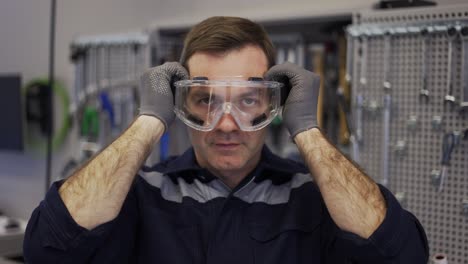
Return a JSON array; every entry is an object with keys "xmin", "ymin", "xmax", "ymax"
[{"xmin": 174, "ymin": 78, "xmax": 283, "ymax": 131}]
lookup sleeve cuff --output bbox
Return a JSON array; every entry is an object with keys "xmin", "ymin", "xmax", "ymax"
[
  {"xmin": 39, "ymin": 181, "xmax": 115, "ymax": 250},
  {"xmin": 337, "ymin": 184, "xmax": 414, "ymax": 258},
  {"xmin": 366, "ymin": 184, "xmax": 413, "ymax": 257}
]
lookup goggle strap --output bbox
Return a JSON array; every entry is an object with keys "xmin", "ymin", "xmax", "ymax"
[
  {"xmin": 187, "ymin": 114, "xmax": 205, "ymax": 126},
  {"xmin": 186, "ymin": 113, "xmax": 268, "ymax": 128},
  {"xmin": 251, "ymin": 113, "xmax": 267, "ymax": 126},
  {"xmin": 248, "ymin": 77, "xmax": 264, "ymax": 81}
]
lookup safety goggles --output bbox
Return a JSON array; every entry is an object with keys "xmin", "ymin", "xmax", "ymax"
[{"xmin": 174, "ymin": 77, "xmax": 283, "ymax": 131}]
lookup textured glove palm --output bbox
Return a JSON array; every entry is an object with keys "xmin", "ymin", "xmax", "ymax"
[
  {"xmin": 265, "ymin": 62, "xmax": 321, "ymax": 138},
  {"xmin": 139, "ymin": 62, "xmax": 189, "ymax": 130}
]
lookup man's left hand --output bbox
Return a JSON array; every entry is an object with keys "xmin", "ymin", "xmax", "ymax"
[{"xmin": 265, "ymin": 62, "xmax": 321, "ymax": 138}]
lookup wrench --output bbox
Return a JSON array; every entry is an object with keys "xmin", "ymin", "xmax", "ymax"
[
  {"xmin": 350, "ymin": 33, "xmax": 367, "ymax": 163},
  {"xmin": 351, "ymin": 94, "xmax": 363, "ymax": 163},
  {"xmin": 80, "ymin": 46, "xmax": 89, "ymax": 105},
  {"xmin": 382, "ymin": 31, "xmax": 393, "ymax": 92},
  {"xmin": 345, "ymin": 29, "xmax": 355, "ymax": 85},
  {"xmin": 70, "ymin": 45, "xmax": 86, "ymax": 112},
  {"xmin": 105, "ymin": 45, "xmax": 111, "ymax": 87},
  {"xmin": 444, "ymin": 26, "xmax": 458, "ymax": 108},
  {"xmin": 420, "ymin": 27, "xmax": 433, "ymax": 101},
  {"xmin": 381, "ymin": 31, "xmax": 393, "ymax": 187},
  {"xmin": 381, "ymin": 94, "xmax": 391, "ymax": 187},
  {"xmin": 356, "ymin": 34, "xmax": 368, "ymax": 143},
  {"xmin": 359, "ymin": 34, "xmax": 368, "ymax": 91},
  {"xmin": 460, "ymin": 25, "xmax": 468, "ymax": 111},
  {"xmin": 436, "ymin": 131, "xmax": 460, "ymax": 192},
  {"xmin": 95, "ymin": 45, "xmax": 103, "ymax": 94},
  {"xmin": 86, "ymin": 46, "xmax": 97, "ymax": 97}
]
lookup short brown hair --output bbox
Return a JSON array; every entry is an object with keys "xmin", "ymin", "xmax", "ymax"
[{"xmin": 180, "ymin": 16, "xmax": 276, "ymax": 71}]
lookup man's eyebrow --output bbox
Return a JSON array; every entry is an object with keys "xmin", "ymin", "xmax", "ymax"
[
  {"xmin": 187, "ymin": 89, "xmax": 264, "ymax": 99},
  {"xmin": 188, "ymin": 90, "xmax": 211, "ymax": 98},
  {"xmin": 236, "ymin": 89, "xmax": 264, "ymax": 97}
]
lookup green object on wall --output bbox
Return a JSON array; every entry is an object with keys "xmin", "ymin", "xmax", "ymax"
[
  {"xmin": 81, "ymin": 106, "xmax": 100, "ymax": 140},
  {"xmin": 23, "ymin": 78, "xmax": 71, "ymax": 152}
]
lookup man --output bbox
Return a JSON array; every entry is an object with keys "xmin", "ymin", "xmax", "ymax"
[{"xmin": 24, "ymin": 16, "xmax": 428, "ymax": 263}]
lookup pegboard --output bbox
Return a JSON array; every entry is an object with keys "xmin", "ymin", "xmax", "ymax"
[
  {"xmin": 64, "ymin": 33, "xmax": 150, "ymax": 179},
  {"xmin": 349, "ymin": 4, "xmax": 468, "ymax": 264},
  {"xmin": 73, "ymin": 32, "xmax": 150, "ymax": 88}
]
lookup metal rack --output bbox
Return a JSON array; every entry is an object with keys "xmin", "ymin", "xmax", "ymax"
[
  {"xmin": 62, "ymin": 32, "xmax": 150, "ymax": 179},
  {"xmin": 348, "ymin": 5, "xmax": 468, "ymax": 263},
  {"xmin": 70, "ymin": 32, "xmax": 150, "ymax": 116}
]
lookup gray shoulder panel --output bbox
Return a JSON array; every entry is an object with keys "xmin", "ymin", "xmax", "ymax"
[
  {"xmin": 234, "ymin": 173, "xmax": 312, "ymax": 205},
  {"xmin": 140, "ymin": 170, "xmax": 312, "ymax": 205},
  {"xmin": 139, "ymin": 170, "xmax": 229, "ymax": 203}
]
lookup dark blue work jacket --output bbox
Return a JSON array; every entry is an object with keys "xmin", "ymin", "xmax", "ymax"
[{"xmin": 24, "ymin": 146, "xmax": 429, "ymax": 263}]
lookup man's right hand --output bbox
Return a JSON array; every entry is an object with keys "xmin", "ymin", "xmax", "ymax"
[{"xmin": 139, "ymin": 62, "xmax": 189, "ymax": 131}]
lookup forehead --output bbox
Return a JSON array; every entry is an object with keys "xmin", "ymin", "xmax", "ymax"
[
  {"xmin": 187, "ymin": 85, "xmax": 267, "ymax": 97},
  {"xmin": 187, "ymin": 45, "xmax": 269, "ymax": 79}
]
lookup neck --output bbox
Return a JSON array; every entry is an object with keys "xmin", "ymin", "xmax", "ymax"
[
  {"xmin": 203, "ymin": 154, "xmax": 261, "ymax": 189},
  {"xmin": 212, "ymin": 167, "xmax": 255, "ymax": 189}
]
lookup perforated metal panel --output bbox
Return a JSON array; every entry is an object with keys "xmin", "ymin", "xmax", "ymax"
[
  {"xmin": 350, "ymin": 5, "xmax": 468, "ymax": 264},
  {"xmin": 73, "ymin": 32, "xmax": 149, "ymax": 89},
  {"xmin": 66, "ymin": 33, "xmax": 150, "ymax": 172}
]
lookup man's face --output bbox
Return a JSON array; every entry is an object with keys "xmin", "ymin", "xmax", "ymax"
[{"xmin": 186, "ymin": 45, "xmax": 269, "ymax": 180}]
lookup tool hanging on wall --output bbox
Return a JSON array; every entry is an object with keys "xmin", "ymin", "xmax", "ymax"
[
  {"xmin": 431, "ymin": 131, "xmax": 461, "ymax": 192},
  {"xmin": 61, "ymin": 46, "xmax": 89, "ymax": 180},
  {"xmin": 313, "ymin": 45, "xmax": 326, "ymax": 130},
  {"xmin": 350, "ymin": 33, "xmax": 368, "ymax": 163},
  {"xmin": 70, "ymin": 45, "xmax": 87, "ymax": 115},
  {"xmin": 81, "ymin": 106, "xmax": 100, "ymax": 143},
  {"xmin": 99, "ymin": 91, "xmax": 115, "ymax": 140},
  {"xmin": 79, "ymin": 106, "xmax": 101, "ymax": 161},
  {"xmin": 462, "ymin": 199, "xmax": 468, "ymax": 217},
  {"xmin": 460, "ymin": 25, "xmax": 468, "ymax": 111},
  {"xmin": 366, "ymin": 29, "xmax": 387, "ymax": 117},
  {"xmin": 337, "ymin": 34, "xmax": 351, "ymax": 146},
  {"xmin": 393, "ymin": 139, "xmax": 407, "ymax": 157},
  {"xmin": 444, "ymin": 26, "xmax": 459, "ymax": 109},
  {"xmin": 336, "ymin": 88, "xmax": 352, "ymax": 144},
  {"xmin": 357, "ymin": 34, "xmax": 368, "ymax": 139},
  {"xmin": 381, "ymin": 30, "xmax": 394, "ymax": 187},
  {"xmin": 345, "ymin": 30, "xmax": 354, "ymax": 86},
  {"xmin": 431, "ymin": 253, "xmax": 448, "ymax": 264},
  {"xmin": 80, "ymin": 45, "xmax": 108, "ymax": 156},
  {"xmin": 406, "ymin": 114, "xmax": 419, "ymax": 131},
  {"xmin": 420, "ymin": 26, "xmax": 433, "ymax": 102}
]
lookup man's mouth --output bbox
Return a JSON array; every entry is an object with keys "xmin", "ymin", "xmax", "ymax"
[{"xmin": 213, "ymin": 142, "xmax": 240, "ymax": 150}]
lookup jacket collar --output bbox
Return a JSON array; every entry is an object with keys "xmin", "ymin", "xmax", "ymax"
[{"xmin": 146, "ymin": 145, "xmax": 308, "ymax": 184}]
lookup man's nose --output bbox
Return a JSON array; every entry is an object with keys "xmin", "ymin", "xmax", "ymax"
[{"xmin": 215, "ymin": 113, "xmax": 239, "ymax": 132}]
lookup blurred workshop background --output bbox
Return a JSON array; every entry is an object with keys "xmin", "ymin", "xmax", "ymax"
[{"xmin": 1, "ymin": 0, "xmax": 467, "ymax": 263}]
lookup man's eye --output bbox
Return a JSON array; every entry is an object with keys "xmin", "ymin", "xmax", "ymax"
[
  {"xmin": 242, "ymin": 98, "xmax": 258, "ymax": 106},
  {"xmin": 198, "ymin": 97, "xmax": 212, "ymax": 105},
  {"xmin": 198, "ymin": 97, "xmax": 219, "ymax": 106}
]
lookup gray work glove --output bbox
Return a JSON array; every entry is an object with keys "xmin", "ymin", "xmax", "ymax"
[
  {"xmin": 265, "ymin": 62, "xmax": 321, "ymax": 138},
  {"xmin": 139, "ymin": 62, "xmax": 189, "ymax": 130}
]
